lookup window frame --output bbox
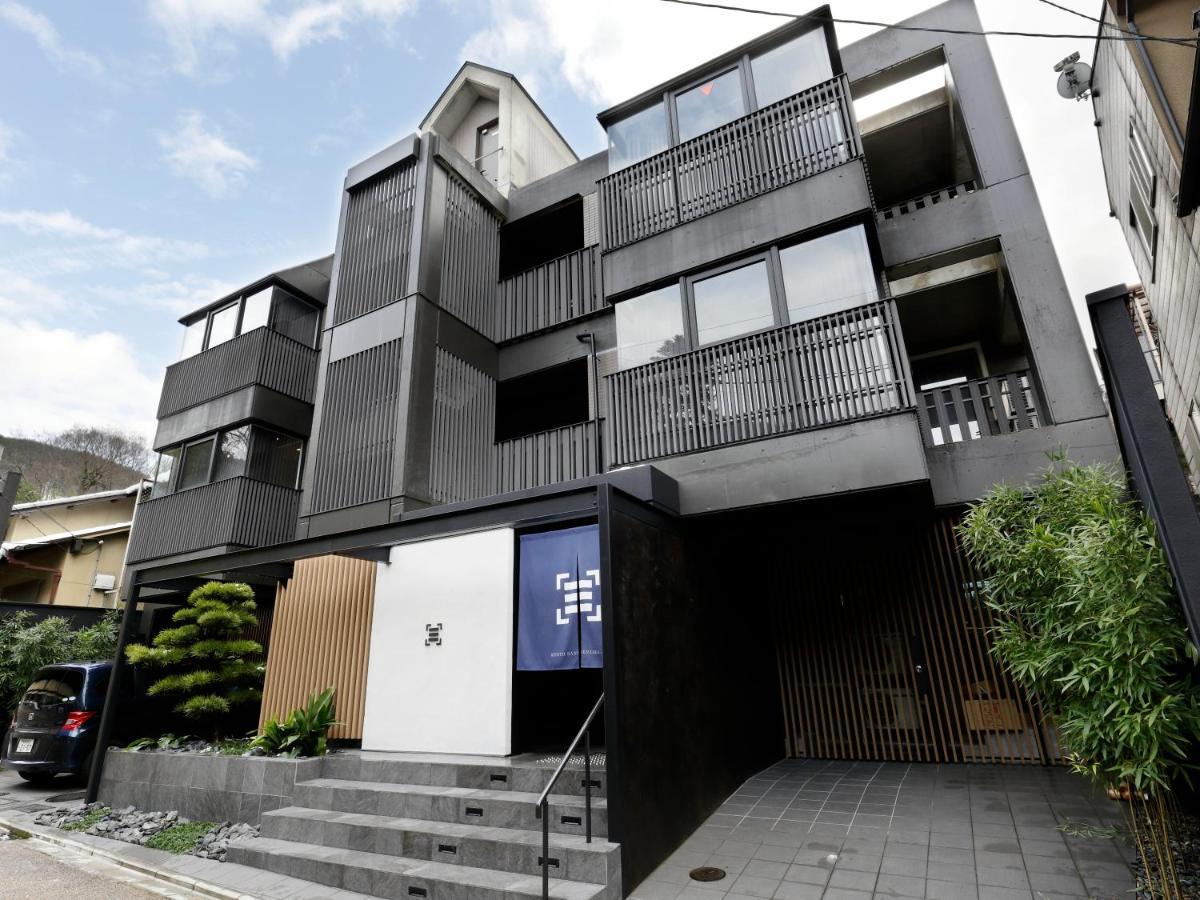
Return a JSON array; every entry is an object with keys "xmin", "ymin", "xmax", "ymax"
[
  {"xmin": 1128, "ymin": 122, "xmax": 1158, "ymax": 265},
  {"xmin": 682, "ymin": 249, "xmax": 786, "ymax": 347},
  {"xmin": 150, "ymin": 424, "xmax": 306, "ymax": 496},
  {"xmin": 179, "ymin": 281, "xmax": 324, "ymax": 360},
  {"xmin": 669, "ymin": 64, "xmax": 752, "ymax": 145}
]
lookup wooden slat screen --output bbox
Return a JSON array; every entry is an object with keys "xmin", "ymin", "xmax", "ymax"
[{"xmin": 259, "ymin": 555, "xmax": 376, "ymax": 740}]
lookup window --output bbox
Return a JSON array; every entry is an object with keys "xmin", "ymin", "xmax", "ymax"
[
  {"xmin": 207, "ymin": 303, "xmax": 239, "ymax": 349},
  {"xmin": 779, "ymin": 225, "xmax": 878, "ymax": 323},
  {"xmin": 213, "ymin": 426, "xmax": 250, "ymax": 481},
  {"xmin": 180, "ymin": 319, "xmax": 206, "ymax": 359},
  {"xmin": 675, "ymin": 68, "xmax": 746, "ymax": 143},
  {"xmin": 177, "ymin": 438, "xmax": 215, "ymax": 490},
  {"xmin": 272, "ymin": 290, "xmax": 320, "ymax": 347},
  {"xmin": 607, "ymin": 103, "xmax": 670, "ymax": 172},
  {"xmin": 240, "ymin": 287, "xmax": 272, "ymax": 333},
  {"xmin": 614, "ymin": 284, "xmax": 687, "ymax": 369},
  {"xmin": 692, "ymin": 259, "xmax": 774, "ymax": 346},
  {"xmin": 151, "ymin": 447, "xmax": 179, "ymax": 498},
  {"xmin": 1128, "ymin": 124, "xmax": 1157, "ymax": 259},
  {"xmin": 476, "ymin": 118, "xmax": 500, "ymax": 184},
  {"xmin": 248, "ymin": 428, "xmax": 304, "ymax": 487},
  {"xmin": 751, "ymin": 29, "xmax": 833, "ymax": 107},
  {"xmin": 495, "ymin": 359, "xmax": 590, "ymax": 442}
]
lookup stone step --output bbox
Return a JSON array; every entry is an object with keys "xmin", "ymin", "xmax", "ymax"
[
  {"xmin": 228, "ymin": 837, "xmax": 612, "ymax": 900},
  {"xmin": 320, "ymin": 754, "xmax": 606, "ymax": 799},
  {"xmin": 261, "ymin": 806, "xmax": 619, "ymax": 885},
  {"xmin": 294, "ymin": 778, "xmax": 608, "ymax": 839}
]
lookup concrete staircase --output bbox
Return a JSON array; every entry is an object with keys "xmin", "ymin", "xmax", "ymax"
[{"xmin": 227, "ymin": 752, "xmax": 619, "ymax": 900}]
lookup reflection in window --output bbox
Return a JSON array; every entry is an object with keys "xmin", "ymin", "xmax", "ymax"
[
  {"xmin": 614, "ymin": 284, "xmax": 686, "ymax": 370},
  {"xmin": 676, "ymin": 68, "xmax": 746, "ymax": 142},
  {"xmin": 751, "ymin": 29, "xmax": 833, "ymax": 107},
  {"xmin": 178, "ymin": 438, "xmax": 215, "ymax": 490},
  {"xmin": 607, "ymin": 103, "xmax": 670, "ymax": 172},
  {"xmin": 249, "ymin": 429, "xmax": 304, "ymax": 488},
  {"xmin": 779, "ymin": 226, "xmax": 877, "ymax": 323},
  {"xmin": 692, "ymin": 260, "xmax": 774, "ymax": 346},
  {"xmin": 213, "ymin": 426, "xmax": 250, "ymax": 481},
  {"xmin": 151, "ymin": 447, "xmax": 180, "ymax": 498},
  {"xmin": 272, "ymin": 292, "xmax": 320, "ymax": 347},
  {"xmin": 207, "ymin": 304, "xmax": 239, "ymax": 348},
  {"xmin": 240, "ymin": 288, "xmax": 271, "ymax": 333},
  {"xmin": 180, "ymin": 320, "xmax": 205, "ymax": 360}
]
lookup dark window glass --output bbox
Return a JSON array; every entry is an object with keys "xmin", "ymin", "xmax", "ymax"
[
  {"xmin": 240, "ymin": 287, "xmax": 271, "ymax": 333},
  {"xmin": 779, "ymin": 225, "xmax": 878, "ymax": 323},
  {"xmin": 498, "ymin": 197, "xmax": 584, "ymax": 279},
  {"xmin": 614, "ymin": 284, "xmax": 687, "ymax": 370},
  {"xmin": 272, "ymin": 291, "xmax": 320, "ymax": 347},
  {"xmin": 607, "ymin": 103, "xmax": 669, "ymax": 171},
  {"xmin": 178, "ymin": 438, "xmax": 215, "ymax": 490},
  {"xmin": 21, "ymin": 672, "xmax": 83, "ymax": 705},
  {"xmin": 213, "ymin": 426, "xmax": 249, "ymax": 481},
  {"xmin": 692, "ymin": 260, "xmax": 774, "ymax": 346},
  {"xmin": 207, "ymin": 303, "xmax": 238, "ymax": 348},
  {"xmin": 151, "ymin": 447, "xmax": 180, "ymax": 498},
  {"xmin": 676, "ymin": 68, "xmax": 745, "ymax": 142},
  {"xmin": 248, "ymin": 429, "xmax": 303, "ymax": 488},
  {"xmin": 750, "ymin": 29, "xmax": 833, "ymax": 107},
  {"xmin": 495, "ymin": 358, "xmax": 590, "ymax": 442}
]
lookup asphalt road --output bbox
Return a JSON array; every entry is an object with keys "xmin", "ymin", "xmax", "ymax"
[{"xmin": 0, "ymin": 836, "xmax": 161, "ymax": 899}]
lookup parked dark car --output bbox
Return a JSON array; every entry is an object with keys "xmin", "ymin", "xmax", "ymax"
[{"xmin": 2, "ymin": 661, "xmax": 121, "ymax": 783}]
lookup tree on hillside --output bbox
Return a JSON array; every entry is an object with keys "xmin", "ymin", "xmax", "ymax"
[{"xmin": 47, "ymin": 426, "xmax": 150, "ymax": 493}]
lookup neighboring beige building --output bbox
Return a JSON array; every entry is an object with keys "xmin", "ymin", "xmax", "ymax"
[{"xmin": 0, "ymin": 482, "xmax": 145, "ymax": 608}]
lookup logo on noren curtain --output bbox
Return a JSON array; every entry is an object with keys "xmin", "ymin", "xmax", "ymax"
[{"xmin": 555, "ymin": 569, "xmax": 601, "ymax": 625}]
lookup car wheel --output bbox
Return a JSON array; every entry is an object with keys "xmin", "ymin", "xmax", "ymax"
[{"xmin": 17, "ymin": 771, "xmax": 56, "ymax": 785}]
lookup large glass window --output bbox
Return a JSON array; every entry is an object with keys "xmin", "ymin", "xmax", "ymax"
[
  {"xmin": 178, "ymin": 438, "xmax": 215, "ymax": 490},
  {"xmin": 240, "ymin": 288, "xmax": 272, "ymax": 333},
  {"xmin": 213, "ymin": 426, "xmax": 250, "ymax": 481},
  {"xmin": 692, "ymin": 260, "xmax": 774, "ymax": 346},
  {"xmin": 151, "ymin": 447, "xmax": 180, "ymax": 498},
  {"xmin": 675, "ymin": 68, "xmax": 746, "ymax": 142},
  {"xmin": 272, "ymin": 291, "xmax": 320, "ymax": 347},
  {"xmin": 614, "ymin": 284, "xmax": 687, "ymax": 370},
  {"xmin": 751, "ymin": 29, "xmax": 833, "ymax": 107},
  {"xmin": 779, "ymin": 225, "xmax": 878, "ymax": 323},
  {"xmin": 249, "ymin": 429, "xmax": 303, "ymax": 488},
  {"xmin": 207, "ymin": 303, "xmax": 239, "ymax": 348},
  {"xmin": 607, "ymin": 103, "xmax": 670, "ymax": 172},
  {"xmin": 180, "ymin": 319, "xmax": 206, "ymax": 360}
]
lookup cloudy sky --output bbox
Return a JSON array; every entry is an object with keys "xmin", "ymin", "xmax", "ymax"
[{"xmin": 0, "ymin": 0, "xmax": 1136, "ymax": 443}]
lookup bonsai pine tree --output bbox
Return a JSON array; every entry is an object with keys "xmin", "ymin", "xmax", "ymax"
[{"xmin": 125, "ymin": 581, "xmax": 264, "ymax": 736}]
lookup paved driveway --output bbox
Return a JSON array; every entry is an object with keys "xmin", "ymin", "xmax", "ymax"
[{"xmin": 633, "ymin": 760, "xmax": 1135, "ymax": 900}]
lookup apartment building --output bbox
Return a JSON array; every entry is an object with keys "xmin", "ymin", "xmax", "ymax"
[{"xmin": 102, "ymin": 2, "xmax": 1120, "ymax": 895}]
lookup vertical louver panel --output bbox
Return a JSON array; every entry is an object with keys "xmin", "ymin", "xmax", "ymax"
[
  {"xmin": 309, "ymin": 339, "xmax": 404, "ymax": 513},
  {"xmin": 429, "ymin": 348, "xmax": 495, "ymax": 503},
  {"xmin": 439, "ymin": 172, "xmax": 500, "ymax": 338},
  {"xmin": 333, "ymin": 161, "xmax": 418, "ymax": 325}
]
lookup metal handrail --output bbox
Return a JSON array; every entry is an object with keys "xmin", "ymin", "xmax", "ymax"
[{"xmin": 536, "ymin": 692, "xmax": 604, "ymax": 900}]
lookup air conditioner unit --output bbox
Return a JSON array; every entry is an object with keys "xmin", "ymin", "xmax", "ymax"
[{"xmin": 93, "ymin": 573, "xmax": 117, "ymax": 592}]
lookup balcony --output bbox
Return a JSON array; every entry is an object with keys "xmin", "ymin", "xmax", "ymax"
[
  {"xmin": 598, "ymin": 74, "xmax": 861, "ymax": 252},
  {"xmin": 917, "ymin": 371, "xmax": 1043, "ymax": 448},
  {"xmin": 604, "ymin": 300, "xmax": 911, "ymax": 468},
  {"xmin": 158, "ymin": 327, "xmax": 319, "ymax": 419},
  {"xmin": 495, "ymin": 246, "xmax": 603, "ymax": 342},
  {"xmin": 127, "ymin": 477, "xmax": 301, "ymax": 563},
  {"xmin": 495, "ymin": 420, "xmax": 600, "ymax": 494}
]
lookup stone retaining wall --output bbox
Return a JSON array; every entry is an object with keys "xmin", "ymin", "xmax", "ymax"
[{"xmin": 97, "ymin": 749, "xmax": 324, "ymax": 825}]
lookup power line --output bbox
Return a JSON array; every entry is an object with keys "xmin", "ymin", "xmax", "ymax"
[
  {"xmin": 654, "ymin": 0, "xmax": 1199, "ymax": 46},
  {"xmin": 1032, "ymin": 0, "xmax": 1195, "ymax": 46}
]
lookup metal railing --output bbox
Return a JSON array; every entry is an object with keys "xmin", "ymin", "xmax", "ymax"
[
  {"xmin": 536, "ymin": 693, "xmax": 604, "ymax": 900},
  {"xmin": 605, "ymin": 300, "xmax": 912, "ymax": 467},
  {"xmin": 158, "ymin": 327, "xmax": 318, "ymax": 418},
  {"xmin": 598, "ymin": 74, "xmax": 861, "ymax": 251},
  {"xmin": 496, "ymin": 246, "xmax": 604, "ymax": 342},
  {"xmin": 495, "ymin": 421, "xmax": 600, "ymax": 494},
  {"xmin": 916, "ymin": 370, "xmax": 1043, "ymax": 447}
]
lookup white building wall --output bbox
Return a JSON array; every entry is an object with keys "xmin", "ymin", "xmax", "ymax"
[{"xmin": 361, "ymin": 528, "xmax": 515, "ymax": 755}]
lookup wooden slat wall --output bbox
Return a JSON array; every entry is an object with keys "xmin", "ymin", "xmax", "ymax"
[
  {"xmin": 258, "ymin": 555, "xmax": 376, "ymax": 740},
  {"xmin": 764, "ymin": 510, "xmax": 1060, "ymax": 765}
]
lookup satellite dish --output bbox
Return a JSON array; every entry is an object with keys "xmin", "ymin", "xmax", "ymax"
[{"xmin": 1055, "ymin": 52, "xmax": 1093, "ymax": 101}]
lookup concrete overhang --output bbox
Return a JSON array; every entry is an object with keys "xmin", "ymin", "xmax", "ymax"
[{"xmin": 153, "ymin": 386, "xmax": 314, "ymax": 450}]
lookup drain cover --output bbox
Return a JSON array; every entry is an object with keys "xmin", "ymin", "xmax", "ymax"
[{"xmin": 689, "ymin": 867, "xmax": 727, "ymax": 883}]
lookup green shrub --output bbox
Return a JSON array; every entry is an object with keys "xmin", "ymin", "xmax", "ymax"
[
  {"xmin": 0, "ymin": 610, "xmax": 120, "ymax": 718},
  {"xmin": 62, "ymin": 807, "xmax": 110, "ymax": 832},
  {"xmin": 254, "ymin": 687, "xmax": 339, "ymax": 758},
  {"xmin": 124, "ymin": 582, "xmax": 263, "ymax": 738},
  {"xmin": 145, "ymin": 821, "xmax": 213, "ymax": 853}
]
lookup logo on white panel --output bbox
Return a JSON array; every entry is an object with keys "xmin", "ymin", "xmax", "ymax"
[{"xmin": 555, "ymin": 570, "xmax": 601, "ymax": 625}]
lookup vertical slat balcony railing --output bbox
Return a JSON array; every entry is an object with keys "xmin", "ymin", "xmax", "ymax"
[
  {"xmin": 598, "ymin": 74, "xmax": 862, "ymax": 251},
  {"xmin": 605, "ymin": 300, "xmax": 912, "ymax": 468},
  {"xmin": 157, "ymin": 327, "xmax": 319, "ymax": 418},
  {"xmin": 126, "ymin": 477, "xmax": 301, "ymax": 563},
  {"xmin": 494, "ymin": 420, "xmax": 600, "ymax": 494},
  {"xmin": 495, "ymin": 246, "xmax": 604, "ymax": 342},
  {"xmin": 917, "ymin": 370, "xmax": 1043, "ymax": 448}
]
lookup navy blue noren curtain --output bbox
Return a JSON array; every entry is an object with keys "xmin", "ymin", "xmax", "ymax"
[{"xmin": 516, "ymin": 524, "xmax": 603, "ymax": 671}]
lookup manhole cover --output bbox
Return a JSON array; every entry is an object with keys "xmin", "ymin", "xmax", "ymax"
[{"xmin": 689, "ymin": 867, "xmax": 727, "ymax": 883}]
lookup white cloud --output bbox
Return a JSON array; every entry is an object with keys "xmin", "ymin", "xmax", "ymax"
[
  {"xmin": 158, "ymin": 111, "xmax": 258, "ymax": 197},
  {"xmin": 0, "ymin": 269, "xmax": 70, "ymax": 316},
  {"xmin": 0, "ymin": 2, "xmax": 105, "ymax": 78},
  {"xmin": 147, "ymin": 0, "xmax": 417, "ymax": 74},
  {"xmin": 0, "ymin": 208, "xmax": 208, "ymax": 267},
  {"xmin": 94, "ymin": 273, "xmax": 242, "ymax": 317},
  {"xmin": 0, "ymin": 319, "xmax": 162, "ymax": 440}
]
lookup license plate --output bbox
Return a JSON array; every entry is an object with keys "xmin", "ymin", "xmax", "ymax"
[{"xmin": 16, "ymin": 738, "xmax": 33, "ymax": 754}]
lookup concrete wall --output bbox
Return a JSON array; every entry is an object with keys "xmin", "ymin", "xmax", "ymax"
[{"xmin": 361, "ymin": 528, "xmax": 515, "ymax": 755}]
